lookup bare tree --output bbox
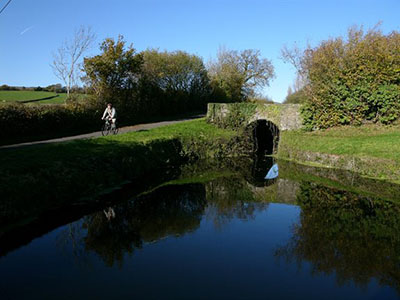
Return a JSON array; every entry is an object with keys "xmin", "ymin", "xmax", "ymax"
[
  {"xmin": 208, "ymin": 47, "xmax": 275, "ymax": 101},
  {"xmin": 281, "ymin": 44, "xmax": 304, "ymax": 74},
  {"xmin": 287, "ymin": 86, "xmax": 293, "ymax": 97},
  {"xmin": 281, "ymin": 44, "xmax": 310, "ymax": 95},
  {"xmin": 51, "ymin": 26, "xmax": 96, "ymax": 96}
]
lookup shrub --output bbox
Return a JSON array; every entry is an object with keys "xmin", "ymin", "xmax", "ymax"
[
  {"xmin": 289, "ymin": 26, "xmax": 400, "ymax": 129},
  {"xmin": 369, "ymin": 84, "xmax": 400, "ymax": 124},
  {"xmin": 0, "ymin": 85, "xmax": 18, "ymax": 91}
]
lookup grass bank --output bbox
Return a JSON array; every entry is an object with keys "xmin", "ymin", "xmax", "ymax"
[
  {"xmin": 0, "ymin": 119, "xmax": 237, "ymax": 226},
  {"xmin": 0, "ymin": 91, "xmax": 89, "ymax": 104},
  {"xmin": 0, "ymin": 90, "xmax": 68, "ymax": 104},
  {"xmin": 278, "ymin": 124, "xmax": 400, "ymax": 183}
]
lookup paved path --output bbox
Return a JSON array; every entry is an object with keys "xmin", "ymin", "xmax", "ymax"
[{"xmin": 0, "ymin": 115, "xmax": 203, "ymax": 150}]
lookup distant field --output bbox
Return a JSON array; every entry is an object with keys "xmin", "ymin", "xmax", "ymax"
[{"xmin": 0, "ymin": 91, "xmax": 85, "ymax": 104}]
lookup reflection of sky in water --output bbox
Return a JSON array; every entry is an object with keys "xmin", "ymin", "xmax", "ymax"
[
  {"xmin": 265, "ymin": 163, "xmax": 279, "ymax": 180},
  {"xmin": 0, "ymin": 181, "xmax": 397, "ymax": 300}
]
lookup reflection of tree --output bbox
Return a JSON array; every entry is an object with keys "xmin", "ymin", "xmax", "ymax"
[
  {"xmin": 80, "ymin": 183, "xmax": 207, "ymax": 267},
  {"xmin": 58, "ymin": 175, "xmax": 275, "ymax": 268},
  {"xmin": 275, "ymin": 182, "xmax": 400, "ymax": 293},
  {"xmin": 83, "ymin": 210, "xmax": 141, "ymax": 268},
  {"xmin": 57, "ymin": 221, "xmax": 92, "ymax": 268},
  {"xmin": 205, "ymin": 177, "xmax": 269, "ymax": 228}
]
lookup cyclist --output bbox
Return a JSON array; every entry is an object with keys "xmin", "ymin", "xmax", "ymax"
[{"xmin": 101, "ymin": 103, "xmax": 117, "ymax": 129}]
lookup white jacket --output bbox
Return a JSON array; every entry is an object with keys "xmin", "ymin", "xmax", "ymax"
[{"xmin": 102, "ymin": 107, "xmax": 116, "ymax": 119}]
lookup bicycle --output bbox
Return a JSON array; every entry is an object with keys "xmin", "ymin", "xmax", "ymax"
[{"xmin": 101, "ymin": 118, "xmax": 119, "ymax": 136}]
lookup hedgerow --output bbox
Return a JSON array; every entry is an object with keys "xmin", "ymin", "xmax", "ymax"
[
  {"xmin": 297, "ymin": 26, "xmax": 400, "ymax": 129},
  {"xmin": 0, "ymin": 103, "xmax": 99, "ymax": 144}
]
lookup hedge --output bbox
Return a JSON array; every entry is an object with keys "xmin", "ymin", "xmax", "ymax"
[
  {"xmin": 0, "ymin": 103, "xmax": 100, "ymax": 145},
  {"xmin": 300, "ymin": 27, "xmax": 400, "ymax": 129}
]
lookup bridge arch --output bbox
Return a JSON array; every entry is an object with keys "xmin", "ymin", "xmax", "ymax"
[{"xmin": 247, "ymin": 119, "xmax": 280, "ymax": 155}]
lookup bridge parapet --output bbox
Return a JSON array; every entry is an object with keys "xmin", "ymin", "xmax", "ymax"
[{"xmin": 207, "ymin": 103, "xmax": 303, "ymax": 130}]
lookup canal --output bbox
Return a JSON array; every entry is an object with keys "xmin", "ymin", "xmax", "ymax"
[{"xmin": 0, "ymin": 158, "xmax": 399, "ymax": 299}]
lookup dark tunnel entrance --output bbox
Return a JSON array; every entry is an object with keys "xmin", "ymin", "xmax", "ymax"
[{"xmin": 249, "ymin": 119, "xmax": 280, "ymax": 156}]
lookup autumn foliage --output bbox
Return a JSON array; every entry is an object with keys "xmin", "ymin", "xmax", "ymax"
[{"xmin": 298, "ymin": 26, "xmax": 400, "ymax": 129}]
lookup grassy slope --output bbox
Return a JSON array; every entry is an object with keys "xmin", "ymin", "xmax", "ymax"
[
  {"xmin": 281, "ymin": 125, "xmax": 400, "ymax": 162},
  {"xmin": 0, "ymin": 91, "xmax": 60, "ymax": 102},
  {"xmin": 0, "ymin": 91, "xmax": 86, "ymax": 104},
  {"xmin": 104, "ymin": 118, "xmax": 235, "ymax": 144},
  {"xmin": 0, "ymin": 119, "xmax": 236, "ymax": 225},
  {"xmin": 279, "ymin": 124, "xmax": 400, "ymax": 182},
  {"xmin": 1, "ymin": 118, "xmax": 235, "ymax": 194},
  {"xmin": 2, "ymin": 118, "xmax": 234, "ymax": 170},
  {"xmin": 36, "ymin": 93, "xmax": 68, "ymax": 104}
]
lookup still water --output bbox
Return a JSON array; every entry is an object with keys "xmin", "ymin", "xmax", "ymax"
[{"xmin": 1, "ymin": 159, "xmax": 399, "ymax": 299}]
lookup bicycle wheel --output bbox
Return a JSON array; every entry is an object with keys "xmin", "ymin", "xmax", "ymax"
[
  {"xmin": 101, "ymin": 123, "xmax": 110, "ymax": 136},
  {"xmin": 112, "ymin": 126, "xmax": 119, "ymax": 135}
]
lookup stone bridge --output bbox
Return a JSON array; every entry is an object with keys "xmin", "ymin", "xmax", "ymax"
[
  {"xmin": 206, "ymin": 103, "xmax": 303, "ymax": 131},
  {"xmin": 206, "ymin": 103, "xmax": 303, "ymax": 155}
]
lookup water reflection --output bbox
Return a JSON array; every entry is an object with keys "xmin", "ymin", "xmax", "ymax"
[
  {"xmin": 245, "ymin": 155, "xmax": 278, "ymax": 187},
  {"xmin": 72, "ymin": 184, "xmax": 206, "ymax": 267},
  {"xmin": 103, "ymin": 207, "xmax": 115, "ymax": 221},
  {"xmin": 54, "ymin": 171, "xmax": 400, "ymax": 295},
  {"xmin": 58, "ymin": 177, "xmax": 273, "ymax": 267},
  {"xmin": 1, "ymin": 156, "xmax": 400, "ymax": 298},
  {"xmin": 265, "ymin": 163, "xmax": 279, "ymax": 180},
  {"xmin": 275, "ymin": 181, "xmax": 400, "ymax": 293},
  {"xmin": 205, "ymin": 176, "xmax": 270, "ymax": 228}
]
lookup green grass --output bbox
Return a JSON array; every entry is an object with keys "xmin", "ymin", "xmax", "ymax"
[
  {"xmin": 36, "ymin": 93, "xmax": 68, "ymax": 104},
  {"xmin": 1, "ymin": 118, "xmax": 235, "ymax": 193},
  {"xmin": 0, "ymin": 91, "xmax": 61, "ymax": 103},
  {"xmin": 280, "ymin": 124, "xmax": 400, "ymax": 162},
  {"xmin": 278, "ymin": 124, "xmax": 400, "ymax": 182},
  {"xmin": 104, "ymin": 118, "xmax": 236, "ymax": 143},
  {"xmin": 35, "ymin": 93, "xmax": 88, "ymax": 104},
  {"xmin": 0, "ymin": 91, "xmax": 87, "ymax": 104},
  {"xmin": 2, "ymin": 118, "xmax": 234, "ymax": 167}
]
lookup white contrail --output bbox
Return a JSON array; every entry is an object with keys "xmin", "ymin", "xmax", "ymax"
[{"xmin": 20, "ymin": 26, "xmax": 33, "ymax": 35}]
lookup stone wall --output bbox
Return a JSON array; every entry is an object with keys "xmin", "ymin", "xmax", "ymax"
[{"xmin": 207, "ymin": 103, "xmax": 303, "ymax": 130}]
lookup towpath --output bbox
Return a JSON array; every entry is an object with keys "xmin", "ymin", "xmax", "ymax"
[{"xmin": 0, "ymin": 115, "xmax": 203, "ymax": 150}]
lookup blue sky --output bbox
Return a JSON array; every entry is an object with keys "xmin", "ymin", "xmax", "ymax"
[{"xmin": 1, "ymin": 0, "xmax": 399, "ymax": 102}]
